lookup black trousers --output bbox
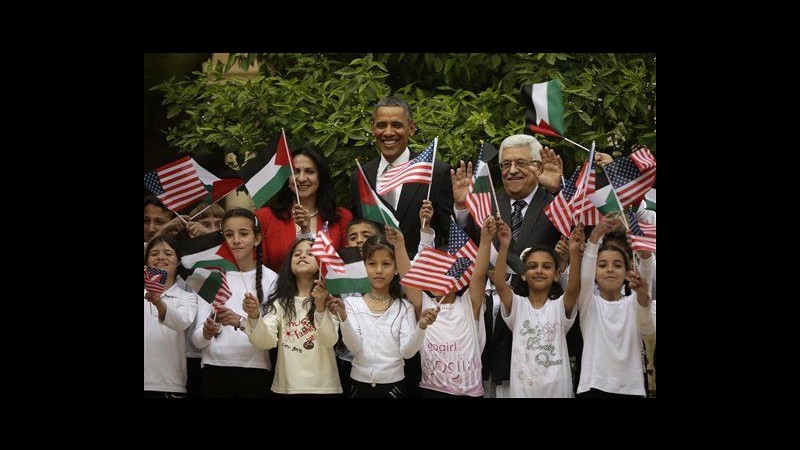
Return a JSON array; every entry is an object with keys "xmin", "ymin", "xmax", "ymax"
[{"xmin": 350, "ymin": 379, "xmax": 407, "ymax": 398}]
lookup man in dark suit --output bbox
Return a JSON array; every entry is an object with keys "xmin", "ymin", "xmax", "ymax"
[
  {"xmin": 349, "ymin": 97, "xmax": 454, "ymax": 399},
  {"xmin": 452, "ymin": 134, "xmax": 563, "ymax": 397},
  {"xmin": 349, "ymin": 97, "xmax": 454, "ymax": 258}
]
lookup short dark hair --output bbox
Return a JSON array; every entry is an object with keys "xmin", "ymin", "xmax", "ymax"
[{"xmin": 372, "ymin": 96, "xmax": 413, "ymax": 123}]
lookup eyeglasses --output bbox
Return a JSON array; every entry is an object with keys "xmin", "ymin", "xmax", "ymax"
[{"xmin": 500, "ymin": 159, "xmax": 541, "ymax": 171}]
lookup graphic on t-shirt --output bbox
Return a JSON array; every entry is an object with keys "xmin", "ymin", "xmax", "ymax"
[
  {"xmin": 520, "ymin": 319, "xmax": 563, "ymax": 367},
  {"xmin": 422, "ymin": 340, "xmax": 480, "ymax": 386},
  {"xmin": 283, "ymin": 316, "xmax": 316, "ymax": 352}
]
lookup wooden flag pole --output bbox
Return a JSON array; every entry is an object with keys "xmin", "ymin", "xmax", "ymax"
[{"xmin": 422, "ymin": 137, "xmax": 439, "ymax": 229}]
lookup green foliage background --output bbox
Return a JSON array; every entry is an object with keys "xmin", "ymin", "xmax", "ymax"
[{"xmin": 151, "ymin": 53, "xmax": 655, "ymax": 203}]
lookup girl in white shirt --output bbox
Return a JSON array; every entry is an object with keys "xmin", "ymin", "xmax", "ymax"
[
  {"xmin": 328, "ymin": 232, "xmax": 438, "ymax": 398},
  {"xmin": 492, "ymin": 218, "xmax": 588, "ymax": 397},
  {"xmin": 576, "ymin": 216, "xmax": 654, "ymax": 397},
  {"xmin": 243, "ymin": 238, "xmax": 342, "ymax": 396},
  {"xmin": 144, "ymin": 235, "xmax": 198, "ymax": 397}
]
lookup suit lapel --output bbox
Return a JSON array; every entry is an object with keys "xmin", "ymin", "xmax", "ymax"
[{"xmin": 520, "ymin": 187, "xmax": 547, "ymax": 241}]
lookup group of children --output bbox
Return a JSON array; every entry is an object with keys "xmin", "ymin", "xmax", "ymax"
[{"xmin": 144, "ymin": 195, "xmax": 655, "ymax": 398}]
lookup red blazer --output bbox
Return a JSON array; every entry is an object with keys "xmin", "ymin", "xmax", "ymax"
[{"xmin": 254, "ymin": 206, "xmax": 353, "ymax": 273}]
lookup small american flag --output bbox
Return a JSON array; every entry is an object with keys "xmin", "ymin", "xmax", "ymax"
[
  {"xmin": 310, "ymin": 230, "xmax": 346, "ymax": 274},
  {"xmin": 466, "ymin": 141, "xmax": 498, "ymax": 228},
  {"xmin": 630, "ymin": 148, "xmax": 657, "ymax": 172},
  {"xmin": 604, "ymin": 152, "xmax": 656, "ymax": 209},
  {"xmin": 143, "ymin": 266, "xmax": 168, "ymax": 295},
  {"xmin": 568, "ymin": 160, "xmax": 602, "ymax": 226},
  {"xmin": 625, "ymin": 209, "xmax": 656, "ymax": 252},
  {"xmin": 143, "ymin": 156, "xmax": 207, "ymax": 212},
  {"xmin": 545, "ymin": 191, "xmax": 573, "ymax": 237},
  {"xmin": 377, "ymin": 140, "xmax": 436, "ymax": 195},
  {"xmin": 401, "ymin": 248, "xmax": 459, "ymax": 293}
]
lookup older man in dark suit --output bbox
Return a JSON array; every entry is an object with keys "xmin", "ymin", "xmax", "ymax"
[
  {"xmin": 452, "ymin": 133, "xmax": 564, "ymax": 397},
  {"xmin": 350, "ymin": 97, "xmax": 454, "ymax": 258}
]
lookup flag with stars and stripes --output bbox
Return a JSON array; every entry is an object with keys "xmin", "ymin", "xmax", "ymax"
[
  {"xmin": 377, "ymin": 139, "xmax": 436, "ymax": 195},
  {"xmin": 625, "ymin": 208, "xmax": 657, "ymax": 252},
  {"xmin": 545, "ymin": 165, "xmax": 582, "ymax": 236},
  {"xmin": 568, "ymin": 152, "xmax": 602, "ymax": 226},
  {"xmin": 446, "ymin": 221, "xmax": 477, "ymax": 291},
  {"xmin": 311, "ymin": 230, "xmax": 346, "ymax": 274},
  {"xmin": 143, "ymin": 266, "xmax": 168, "ymax": 295},
  {"xmin": 401, "ymin": 248, "xmax": 460, "ymax": 294},
  {"xmin": 603, "ymin": 149, "xmax": 656, "ymax": 209},
  {"xmin": 143, "ymin": 156, "xmax": 208, "ymax": 213}
]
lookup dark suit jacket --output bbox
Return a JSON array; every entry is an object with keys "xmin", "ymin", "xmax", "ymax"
[{"xmin": 350, "ymin": 153, "xmax": 454, "ymax": 257}]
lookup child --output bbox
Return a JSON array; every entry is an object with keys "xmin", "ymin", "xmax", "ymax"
[
  {"xmin": 144, "ymin": 235, "xmax": 198, "ymax": 397},
  {"xmin": 191, "ymin": 208, "xmax": 279, "ymax": 397},
  {"xmin": 242, "ymin": 239, "xmax": 342, "ymax": 396},
  {"xmin": 144, "ymin": 196, "xmax": 173, "ymax": 246},
  {"xmin": 493, "ymin": 218, "xmax": 588, "ymax": 397},
  {"xmin": 576, "ymin": 216, "xmax": 654, "ymax": 397},
  {"xmin": 334, "ymin": 218, "xmax": 384, "ymax": 396},
  {"xmin": 327, "ymin": 232, "xmax": 438, "ymax": 398},
  {"xmin": 414, "ymin": 205, "xmax": 486, "ymax": 398}
]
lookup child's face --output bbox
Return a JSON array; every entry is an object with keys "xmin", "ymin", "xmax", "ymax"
[
  {"xmin": 365, "ymin": 248, "xmax": 396, "ymax": 291},
  {"xmin": 596, "ymin": 249, "xmax": 628, "ymax": 292},
  {"xmin": 291, "ymin": 241, "xmax": 318, "ymax": 276},
  {"xmin": 222, "ymin": 217, "xmax": 262, "ymax": 266},
  {"xmin": 144, "ymin": 204, "xmax": 171, "ymax": 242},
  {"xmin": 147, "ymin": 242, "xmax": 178, "ymax": 279},
  {"xmin": 523, "ymin": 251, "xmax": 557, "ymax": 291},
  {"xmin": 347, "ymin": 223, "xmax": 377, "ymax": 249},
  {"xmin": 199, "ymin": 216, "xmax": 223, "ymax": 232}
]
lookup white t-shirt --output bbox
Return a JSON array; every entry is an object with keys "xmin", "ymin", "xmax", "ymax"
[
  {"xmin": 502, "ymin": 293, "xmax": 576, "ymax": 397},
  {"xmin": 419, "ymin": 292, "xmax": 486, "ymax": 397}
]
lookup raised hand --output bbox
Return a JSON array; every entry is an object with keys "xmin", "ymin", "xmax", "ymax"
[
  {"xmin": 555, "ymin": 236, "xmax": 570, "ymax": 273},
  {"xmin": 242, "ymin": 292, "xmax": 260, "ymax": 319},
  {"xmin": 214, "ymin": 305, "xmax": 241, "ymax": 328},
  {"xmin": 497, "ymin": 220, "xmax": 512, "ymax": 248},
  {"xmin": 450, "ymin": 160, "xmax": 474, "ymax": 209},
  {"xmin": 186, "ymin": 221, "xmax": 212, "ymax": 238},
  {"xmin": 418, "ymin": 306, "xmax": 440, "ymax": 330},
  {"xmin": 569, "ymin": 225, "xmax": 585, "ymax": 257},
  {"xmin": 628, "ymin": 269, "xmax": 649, "ymax": 298},
  {"xmin": 326, "ymin": 296, "xmax": 346, "ymax": 321},
  {"xmin": 481, "ymin": 215, "xmax": 498, "ymax": 243},
  {"xmin": 595, "ymin": 152, "xmax": 613, "ymax": 167},
  {"xmin": 419, "ymin": 199, "xmax": 434, "ymax": 231},
  {"xmin": 293, "ymin": 204, "xmax": 311, "ymax": 234},
  {"xmin": 311, "ymin": 279, "xmax": 329, "ymax": 311},
  {"xmin": 385, "ymin": 225, "xmax": 405, "ymax": 246},
  {"xmin": 538, "ymin": 146, "xmax": 564, "ymax": 192}
]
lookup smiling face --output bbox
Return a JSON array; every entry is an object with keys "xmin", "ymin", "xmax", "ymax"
[
  {"xmin": 500, "ymin": 145, "xmax": 541, "ymax": 200},
  {"xmin": 523, "ymin": 250, "xmax": 557, "ymax": 292},
  {"xmin": 288, "ymin": 154, "xmax": 319, "ymax": 201},
  {"xmin": 291, "ymin": 240, "xmax": 319, "ymax": 276},
  {"xmin": 371, "ymin": 106, "xmax": 417, "ymax": 163},
  {"xmin": 222, "ymin": 216, "xmax": 262, "ymax": 269},
  {"xmin": 147, "ymin": 241, "xmax": 178, "ymax": 281},
  {"xmin": 596, "ymin": 248, "xmax": 628, "ymax": 294}
]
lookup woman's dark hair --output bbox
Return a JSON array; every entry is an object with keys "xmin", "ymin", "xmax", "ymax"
[
  {"xmin": 264, "ymin": 239, "xmax": 318, "ymax": 322},
  {"xmin": 269, "ymin": 144, "xmax": 341, "ymax": 224},
  {"xmin": 520, "ymin": 245, "xmax": 564, "ymax": 300},
  {"xmin": 222, "ymin": 208, "xmax": 265, "ymax": 303},
  {"xmin": 361, "ymin": 234, "xmax": 402, "ymax": 301},
  {"xmin": 597, "ymin": 243, "xmax": 632, "ymax": 296},
  {"xmin": 144, "ymin": 235, "xmax": 182, "ymax": 282}
]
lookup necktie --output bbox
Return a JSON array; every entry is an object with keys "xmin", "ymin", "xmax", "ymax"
[
  {"xmin": 381, "ymin": 164, "xmax": 397, "ymax": 209},
  {"xmin": 511, "ymin": 200, "xmax": 525, "ymax": 242}
]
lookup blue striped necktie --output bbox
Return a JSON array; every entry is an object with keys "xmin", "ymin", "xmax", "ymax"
[{"xmin": 511, "ymin": 200, "xmax": 525, "ymax": 242}]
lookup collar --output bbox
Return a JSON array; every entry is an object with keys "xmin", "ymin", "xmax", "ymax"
[
  {"xmin": 378, "ymin": 148, "xmax": 411, "ymax": 175},
  {"xmin": 509, "ymin": 185, "xmax": 538, "ymax": 208}
]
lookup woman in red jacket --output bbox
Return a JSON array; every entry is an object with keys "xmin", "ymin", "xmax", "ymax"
[{"xmin": 255, "ymin": 144, "xmax": 352, "ymax": 273}]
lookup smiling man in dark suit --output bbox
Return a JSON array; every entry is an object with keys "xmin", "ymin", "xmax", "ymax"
[{"xmin": 350, "ymin": 97, "xmax": 454, "ymax": 258}]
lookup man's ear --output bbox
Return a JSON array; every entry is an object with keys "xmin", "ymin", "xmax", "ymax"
[{"xmin": 409, "ymin": 121, "xmax": 417, "ymax": 136}]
